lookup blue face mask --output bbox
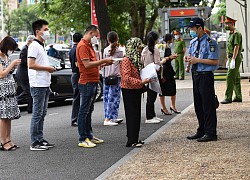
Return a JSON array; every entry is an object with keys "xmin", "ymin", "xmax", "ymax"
[{"xmin": 190, "ymin": 30, "xmax": 198, "ymax": 38}]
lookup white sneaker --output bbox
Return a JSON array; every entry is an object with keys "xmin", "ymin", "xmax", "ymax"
[
  {"xmin": 104, "ymin": 120, "xmax": 118, "ymax": 126},
  {"xmin": 145, "ymin": 119, "xmax": 160, "ymax": 124},
  {"xmin": 153, "ymin": 117, "xmax": 163, "ymax": 122},
  {"xmin": 112, "ymin": 118, "xmax": 123, "ymax": 124}
]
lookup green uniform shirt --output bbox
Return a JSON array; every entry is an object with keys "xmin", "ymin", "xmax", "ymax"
[
  {"xmin": 174, "ymin": 40, "xmax": 186, "ymax": 54},
  {"xmin": 226, "ymin": 30, "xmax": 242, "ymax": 57}
]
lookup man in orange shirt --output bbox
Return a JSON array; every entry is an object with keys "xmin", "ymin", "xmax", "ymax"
[{"xmin": 76, "ymin": 25, "xmax": 113, "ymax": 148}]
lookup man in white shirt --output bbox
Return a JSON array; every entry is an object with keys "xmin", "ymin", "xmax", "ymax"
[{"xmin": 28, "ymin": 19, "xmax": 56, "ymax": 151}]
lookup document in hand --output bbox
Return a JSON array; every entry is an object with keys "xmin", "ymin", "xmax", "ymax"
[
  {"xmin": 140, "ymin": 63, "xmax": 158, "ymax": 80},
  {"xmin": 140, "ymin": 63, "xmax": 162, "ymax": 94}
]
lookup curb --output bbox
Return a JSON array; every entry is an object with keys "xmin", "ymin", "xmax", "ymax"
[{"xmin": 95, "ymin": 103, "xmax": 194, "ymax": 180}]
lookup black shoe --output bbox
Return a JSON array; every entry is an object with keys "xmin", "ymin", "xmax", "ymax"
[
  {"xmin": 232, "ymin": 98, "xmax": 242, "ymax": 102},
  {"xmin": 221, "ymin": 99, "xmax": 232, "ymax": 104},
  {"xmin": 126, "ymin": 142, "xmax": 143, "ymax": 148},
  {"xmin": 187, "ymin": 133, "xmax": 204, "ymax": 140},
  {"xmin": 170, "ymin": 107, "xmax": 181, "ymax": 114},
  {"xmin": 71, "ymin": 122, "xmax": 78, "ymax": 127},
  {"xmin": 41, "ymin": 139, "xmax": 55, "ymax": 148},
  {"xmin": 179, "ymin": 78, "xmax": 184, "ymax": 80},
  {"xmin": 196, "ymin": 134, "xmax": 217, "ymax": 142}
]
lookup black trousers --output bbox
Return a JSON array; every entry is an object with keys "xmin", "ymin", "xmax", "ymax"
[
  {"xmin": 122, "ymin": 88, "xmax": 142, "ymax": 145},
  {"xmin": 16, "ymin": 68, "xmax": 33, "ymax": 112},
  {"xmin": 146, "ymin": 87, "xmax": 157, "ymax": 119},
  {"xmin": 192, "ymin": 72, "xmax": 217, "ymax": 136}
]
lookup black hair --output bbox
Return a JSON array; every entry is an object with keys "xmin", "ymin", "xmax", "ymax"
[
  {"xmin": 73, "ymin": 33, "xmax": 83, "ymax": 43},
  {"xmin": 146, "ymin": 31, "xmax": 159, "ymax": 55},
  {"xmin": 107, "ymin": 31, "xmax": 119, "ymax": 56},
  {"xmin": 84, "ymin": 25, "xmax": 98, "ymax": 34},
  {"xmin": 0, "ymin": 36, "xmax": 18, "ymax": 56},
  {"xmin": 32, "ymin": 19, "xmax": 49, "ymax": 36},
  {"xmin": 164, "ymin": 33, "xmax": 173, "ymax": 43}
]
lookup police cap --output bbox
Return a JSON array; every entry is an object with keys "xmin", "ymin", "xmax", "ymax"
[
  {"xmin": 173, "ymin": 30, "xmax": 181, "ymax": 35},
  {"xmin": 188, "ymin": 17, "xmax": 204, "ymax": 28},
  {"xmin": 225, "ymin": 16, "xmax": 237, "ymax": 23}
]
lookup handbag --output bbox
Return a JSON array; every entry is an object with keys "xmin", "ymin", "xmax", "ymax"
[
  {"xmin": 103, "ymin": 65, "xmax": 118, "ymax": 85},
  {"xmin": 105, "ymin": 75, "xmax": 118, "ymax": 85},
  {"xmin": 215, "ymin": 95, "xmax": 219, "ymax": 109}
]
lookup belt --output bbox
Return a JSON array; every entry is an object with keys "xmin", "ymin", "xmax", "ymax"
[{"xmin": 193, "ymin": 71, "xmax": 212, "ymax": 75}]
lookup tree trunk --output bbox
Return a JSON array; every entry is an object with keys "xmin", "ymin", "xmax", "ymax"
[
  {"xmin": 138, "ymin": 4, "xmax": 146, "ymax": 40},
  {"xmin": 130, "ymin": 10, "xmax": 139, "ymax": 37},
  {"xmin": 93, "ymin": 0, "xmax": 111, "ymax": 53},
  {"xmin": 145, "ymin": 9, "xmax": 159, "ymax": 41}
]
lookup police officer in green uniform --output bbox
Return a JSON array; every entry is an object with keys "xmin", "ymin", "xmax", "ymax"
[
  {"xmin": 221, "ymin": 16, "xmax": 243, "ymax": 104},
  {"xmin": 173, "ymin": 30, "xmax": 186, "ymax": 80}
]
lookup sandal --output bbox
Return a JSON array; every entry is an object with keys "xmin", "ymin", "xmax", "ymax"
[
  {"xmin": 0, "ymin": 141, "xmax": 17, "ymax": 151},
  {"xmin": 9, "ymin": 141, "xmax": 20, "ymax": 148},
  {"xmin": 138, "ymin": 140, "xmax": 145, "ymax": 144},
  {"xmin": 131, "ymin": 142, "xmax": 143, "ymax": 148}
]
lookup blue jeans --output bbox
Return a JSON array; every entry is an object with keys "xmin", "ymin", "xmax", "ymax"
[
  {"xmin": 30, "ymin": 87, "xmax": 50, "ymax": 144},
  {"xmin": 71, "ymin": 72, "xmax": 80, "ymax": 123},
  {"xmin": 78, "ymin": 83, "xmax": 97, "ymax": 142}
]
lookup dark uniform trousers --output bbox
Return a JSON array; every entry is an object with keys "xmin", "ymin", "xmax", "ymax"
[
  {"xmin": 122, "ymin": 88, "xmax": 142, "ymax": 145},
  {"xmin": 192, "ymin": 71, "xmax": 217, "ymax": 136}
]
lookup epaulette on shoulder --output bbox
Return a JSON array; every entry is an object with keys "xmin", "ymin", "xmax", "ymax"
[
  {"xmin": 190, "ymin": 37, "xmax": 198, "ymax": 45},
  {"xmin": 206, "ymin": 37, "xmax": 213, "ymax": 43}
]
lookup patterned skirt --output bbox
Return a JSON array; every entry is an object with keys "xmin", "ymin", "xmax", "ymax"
[{"xmin": 0, "ymin": 75, "xmax": 21, "ymax": 120}]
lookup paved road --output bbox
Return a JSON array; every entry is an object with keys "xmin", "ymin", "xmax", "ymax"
[{"xmin": 0, "ymin": 86, "xmax": 193, "ymax": 180}]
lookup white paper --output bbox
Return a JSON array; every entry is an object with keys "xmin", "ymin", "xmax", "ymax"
[
  {"xmin": 112, "ymin": 58, "xmax": 123, "ymax": 61},
  {"xmin": 140, "ymin": 63, "xmax": 158, "ymax": 80},
  {"xmin": 140, "ymin": 63, "xmax": 162, "ymax": 94}
]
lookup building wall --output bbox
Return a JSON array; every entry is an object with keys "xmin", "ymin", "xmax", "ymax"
[
  {"xmin": 8, "ymin": 0, "xmax": 18, "ymax": 11},
  {"xmin": 226, "ymin": 1, "xmax": 250, "ymax": 72}
]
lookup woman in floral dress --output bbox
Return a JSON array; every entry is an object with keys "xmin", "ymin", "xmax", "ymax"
[{"xmin": 0, "ymin": 36, "xmax": 21, "ymax": 151}]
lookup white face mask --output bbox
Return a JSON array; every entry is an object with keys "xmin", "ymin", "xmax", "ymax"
[
  {"xmin": 7, "ymin": 50, "xmax": 13, "ymax": 56},
  {"xmin": 174, "ymin": 35, "xmax": 179, "ymax": 40},
  {"xmin": 41, "ymin": 31, "xmax": 50, "ymax": 41},
  {"xmin": 91, "ymin": 36, "xmax": 98, "ymax": 44},
  {"xmin": 169, "ymin": 43, "xmax": 173, "ymax": 47}
]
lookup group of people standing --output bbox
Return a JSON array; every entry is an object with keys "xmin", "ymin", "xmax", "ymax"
[{"xmin": 0, "ymin": 15, "xmax": 244, "ymax": 151}]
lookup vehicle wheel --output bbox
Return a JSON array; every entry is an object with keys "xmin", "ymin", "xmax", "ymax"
[{"xmin": 95, "ymin": 81, "xmax": 103, "ymax": 102}]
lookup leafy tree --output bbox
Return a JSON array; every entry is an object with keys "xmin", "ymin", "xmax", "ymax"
[
  {"xmin": 34, "ymin": 0, "xmax": 90, "ymax": 43},
  {"xmin": 10, "ymin": 1, "xmax": 38, "ymax": 37},
  {"xmin": 211, "ymin": 0, "xmax": 226, "ymax": 25}
]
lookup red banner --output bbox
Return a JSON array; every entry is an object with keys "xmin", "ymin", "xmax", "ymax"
[
  {"xmin": 170, "ymin": 9, "xmax": 196, "ymax": 17},
  {"xmin": 91, "ymin": 0, "xmax": 108, "ymax": 26},
  {"xmin": 91, "ymin": 0, "xmax": 98, "ymax": 26}
]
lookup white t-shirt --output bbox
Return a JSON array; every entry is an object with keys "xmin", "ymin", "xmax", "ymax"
[{"xmin": 28, "ymin": 40, "xmax": 51, "ymax": 87}]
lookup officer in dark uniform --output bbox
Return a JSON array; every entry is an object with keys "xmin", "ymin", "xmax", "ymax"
[
  {"xmin": 185, "ymin": 17, "xmax": 219, "ymax": 142},
  {"xmin": 16, "ymin": 35, "xmax": 35, "ymax": 113},
  {"xmin": 221, "ymin": 16, "xmax": 243, "ymax": 104}
]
